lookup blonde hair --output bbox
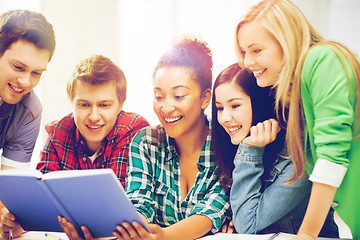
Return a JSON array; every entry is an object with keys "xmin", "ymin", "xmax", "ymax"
[{"xmin": 235, "ymin": 0, "xmax": 360, "ymax": 182}]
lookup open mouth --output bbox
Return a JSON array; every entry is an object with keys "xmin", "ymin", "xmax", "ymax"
[
  {"xmin": 9, "ymin": 83, "xmax": 25, "ymax": 93},
  {"xmin": 164, "ymin": 116, "xmax": 183, "ymax": 123},
  {"xmin": 87, "ymin": 125, "xmax": 104, "ymax": 130},
  {"xmin": 252, "ymin": 69, "xmax": 266, "ymax": 78},
  {"xmin": 228, "ymin": 125, "xmax": 241, "ymax": 135}
]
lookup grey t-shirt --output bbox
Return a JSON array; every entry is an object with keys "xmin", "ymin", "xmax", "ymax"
[{"xmin": 0, "ymin": 90, "xmax": 42, "ymax": 168}]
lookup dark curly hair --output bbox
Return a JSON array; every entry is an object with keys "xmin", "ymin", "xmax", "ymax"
[{"xmin": 153, "ymin": 36, "xmax": 213, "ymax": 93}]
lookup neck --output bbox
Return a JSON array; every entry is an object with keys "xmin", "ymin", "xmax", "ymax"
[{"xmin": 174, "ymin": 115, "xmax": 208, "ymax": 159}]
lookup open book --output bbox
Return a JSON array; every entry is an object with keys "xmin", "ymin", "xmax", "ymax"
[{"xmin": 0, "ymin": 168, "xmax": 148, "ymax": 238}]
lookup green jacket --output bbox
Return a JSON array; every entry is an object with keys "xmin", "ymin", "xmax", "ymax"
[{"xmin": 301, "ymin": 45, "xmax": 360, "ymax": 238}]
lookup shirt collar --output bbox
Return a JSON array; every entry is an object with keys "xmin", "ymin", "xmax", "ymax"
[{"xmin": 164, "ymin": 117, "xmax": 212, "ymax": 169}]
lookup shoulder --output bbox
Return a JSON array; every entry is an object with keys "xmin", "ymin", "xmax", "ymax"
[
  {"xmin": 304, "ymin": 45, "xmax": 339, "ymax": 64},
  {"xmin": 131, "ymin": 124, "xmax": 166, "ymax": 146},
  {"xmin": 116, "ymin": 111, "xmax": 149, "ymax": 129},
  {"xmin": 45, "ymin": 113, "xmax": 76, "ymax": 137},
  {"xmin": 301, "ymin": 44, "xmax": 354, "ymax": 86},
  {"xmin": 18, "ymin": 90, "xmax": 42, "ymax": 118}
]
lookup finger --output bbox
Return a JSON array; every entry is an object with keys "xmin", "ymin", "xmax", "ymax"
[
  {"xmin": 269, "ymin": 119, "xmax": 279, "ymax": 140},
  {"xmin": 221, "ymin": 223, "xmax": 228, "ymax": 233},
  {"xmin": 133, "ymin": 221, "xmax": 151, "ymax": 238},
  {"xmin": 1, "ymin": 208, "xmax": 15, "ymax": 221},
  {"xmin": 249, "ymin": 125, "xmax": 258, "ymax": 138},
  {"xmin": 66, "ymin": 220, "xmax": 82, "ymax": 240},
  {"xmin": 113, "ymin": 228, "xmax": 125, "ymax": 240},
  {"xmin": 81, "ymin": 226, "xmax": 94, "ymax": 240},
  {"xmin": 260, "ymin": 120, "xmax": 270, "ymax": 141},
  {"xmin": 58, "ymin": 216, "xmax": 81, "ymax": 240},
  {"xmin": 122, "ymin": 222, "xmax": 140, "ymax": 239},
  {"xmin": 115, "ymin": 225, "xmax": 132, "ymax": 240},
  {"xmin": 58, "ymin": 216, "xmax": 69, "ymax": 233},
  {"xmin": 228, "ymin": 220, "xmax": 234, "ymax": 233},
  {"xmin": 1, "ymin": 217, "xmax": 19, "ymax": 228}
]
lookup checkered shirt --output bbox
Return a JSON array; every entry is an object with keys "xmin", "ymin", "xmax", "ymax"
[
  {"xmin": 126, "ymin": 123, "xmax": 231, "ymax": 233},
  {"xmin": 36, "ymin": 111, "xmax": 149, "ymax": 188}
]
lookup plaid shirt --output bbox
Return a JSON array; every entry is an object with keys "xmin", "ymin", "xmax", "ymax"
[
  {"xmin": 36, "ymin": 111, "xmax": 149, "ymax": 188},
  {"xmin": 126, "ymin": 123, "xmax": 231, "ymax": 233}
]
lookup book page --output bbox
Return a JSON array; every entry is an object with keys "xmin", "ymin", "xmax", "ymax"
[
  {"xmin": 42, "ymin": 168, "xmax": 115, "ymax": 180},
  {"xmin": 0, "ymin": 168, "xmax": 43, "ymax": 178},
  {"xmin": 197, "ymin": 233, "xmax": 276, "ymax": 240}
]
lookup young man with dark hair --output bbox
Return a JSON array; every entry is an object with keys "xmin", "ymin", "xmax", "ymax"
[{"xmin": 0, "ymin": 9, "xmax": 56, "ymax": 170}]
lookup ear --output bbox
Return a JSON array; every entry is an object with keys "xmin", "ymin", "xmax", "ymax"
[{"xmin": 200, "ymin": 88, "xmax": 212, "ymax": 110}]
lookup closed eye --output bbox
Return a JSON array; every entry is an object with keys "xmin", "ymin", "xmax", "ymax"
[
  {"xmin": 13, "ymin": 64, "xmax": 24, "ymax": 71},
  {"xmin": 253, "ymin": 49, "xmax": 261, "ymax": 54},
  {"xmin": 174, "ymin": 95, "xmax": 185, "ymax": 100}
]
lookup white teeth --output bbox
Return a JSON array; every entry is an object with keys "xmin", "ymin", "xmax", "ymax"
[
  {"xmin": 10, "ymin": 84, "xmax": 23, "ymax": 93},
  {"xmin": 253, "ymin": 70, "xmax": 264, "ymax": 76},
  {"xmin": 165, "ymin": 116, "xmax": 182, "ymax": 123},
  {"xmin": 228, "ymin": 126, "xmax": 241, "ymax": 132},
  {"xmin": 88, "ymin": 125, "xmax": 102, "ymax": 129}
]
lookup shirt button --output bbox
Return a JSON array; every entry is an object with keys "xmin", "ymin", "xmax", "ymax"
[{"xmin": 82, "ymin": 157, "xmax": 87, "ymax": 161}]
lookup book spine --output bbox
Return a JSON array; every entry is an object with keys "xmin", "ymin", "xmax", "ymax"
[{"xmin": 38, "ymin": 180, "xmax": 82, "ymax": 234}]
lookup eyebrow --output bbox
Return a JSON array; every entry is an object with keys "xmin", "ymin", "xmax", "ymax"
[
  {"xmin": 215, "ymin": 98, "xmax": 244, "ymax": 105},
  {"xmin": 154, "ymin": 85, "xmax": 190, "ymax": 91}
]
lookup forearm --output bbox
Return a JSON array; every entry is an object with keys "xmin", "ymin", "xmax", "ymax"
[
  {"xmin": 163, "ymin": 215, "xmax": 212, "ymax": 240},
  {"xmin": 297, "ymin": 182, "xmax": 337, "ymax": 239}
]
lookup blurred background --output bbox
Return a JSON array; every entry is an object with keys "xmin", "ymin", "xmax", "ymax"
[{"xmin": 0, "ymin": 0, "xmax": 358, "ymax": 237}]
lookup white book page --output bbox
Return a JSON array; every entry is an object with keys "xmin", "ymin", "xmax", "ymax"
[
  {"xmin": 42, "ymin": 168, "xmax": 115, "ymax": 180},
  {"xmin": 0, "ymin": 168, "xmax": 42, "ymax": 178},
  {"xmin": 197, "ymin": 233, "xmax": 277, "ymax": 240}
]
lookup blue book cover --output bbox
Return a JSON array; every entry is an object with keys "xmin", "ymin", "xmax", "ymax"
[{"xmin": 0, "ymin": 168, "xmax": 149, "ymax": 238}]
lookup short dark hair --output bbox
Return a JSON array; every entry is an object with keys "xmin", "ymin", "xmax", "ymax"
[
  {"xmin": 0, "ymin": 9, "xmax": 56, "ymax": 61},
  {"xmin": 153, "ymin": 36, "xmax": 213, "ymax": 93},
  {"xmin": 67, "ymin": 55, "xmax": 127, "ymax": 105}
]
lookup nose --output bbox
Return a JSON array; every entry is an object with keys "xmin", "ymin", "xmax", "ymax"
[
  {"xmin": 89, "ymin": 106, "xmax": 101, "ymax": 122},
  {"xmin": 218, "ymin": 108, "xmax": 232, "ymax": 125},
  {"xmin": 16, "ymin": 74, "xmax": 31, "ymax": 88},
  {"xmin": 243, "ymin": 53, "xmax": 255, "ymax": 68},
  {"xmin": 161, "ymin": 97, "xmax": 175, "ymax": 114}
]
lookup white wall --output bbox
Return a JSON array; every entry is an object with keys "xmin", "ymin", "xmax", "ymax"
[{"xmin": 0, "ymin": 0, "xmax": 358, "ymax": 237}]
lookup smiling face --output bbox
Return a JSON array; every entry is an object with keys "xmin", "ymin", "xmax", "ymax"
[
  {"xmin": 215, "ymin": 82, "xmax": 252, "ymax": 145},
  {"xmin": 72, "ymin": 79, "xmax": 123, "ymax": 153},
  {"xmin": 153, "ymin": 66, "xmax": 210, "ymax": 140},
  {"xmin": 0, "ymin": 40, "xmax": 49, "ymax": 104},
  {"xmin": 237, "ymin": 21, "xmax": 283, "ymax": 87}
]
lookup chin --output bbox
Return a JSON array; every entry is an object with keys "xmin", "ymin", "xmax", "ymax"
[{"xmin": 230, "ymin": 139, "xmax": 241, "ymax": 145}]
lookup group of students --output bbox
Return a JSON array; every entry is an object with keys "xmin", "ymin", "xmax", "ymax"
[{"xmin": 1, "ymin": 0, "xmax": 360, "ymax": 240}]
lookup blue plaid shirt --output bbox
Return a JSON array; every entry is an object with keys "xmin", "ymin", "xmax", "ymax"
[{"xmin": 126, "ymin": 123, "xmax": 231, "ymax": 233}]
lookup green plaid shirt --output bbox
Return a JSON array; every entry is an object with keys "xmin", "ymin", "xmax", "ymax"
[{"xmin": 126, "ymin": 123, "xmax": 231, "ymax": 233}]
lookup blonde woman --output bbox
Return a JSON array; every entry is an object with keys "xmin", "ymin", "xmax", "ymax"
[{"xmin": 234, "ymin": 0, "xmax": 360, "ymax": 239}]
